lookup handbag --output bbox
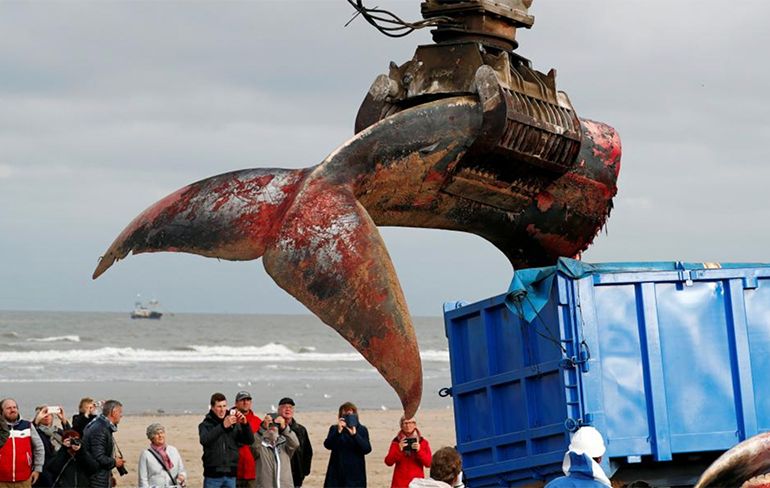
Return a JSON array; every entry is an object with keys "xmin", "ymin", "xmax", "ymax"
[{"xmin": 146, "ymin": 448, "xmax": 184, "ymax": 487}]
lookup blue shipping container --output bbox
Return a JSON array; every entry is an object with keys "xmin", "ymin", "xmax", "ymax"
[{"xmin": 443, "ymin": 259, "xmax": 770, "ymax": 487}]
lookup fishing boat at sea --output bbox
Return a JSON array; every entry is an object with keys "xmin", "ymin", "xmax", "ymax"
[{"xmin": 130, "ymin": 298, "xmax": 162, "ymax": 319}]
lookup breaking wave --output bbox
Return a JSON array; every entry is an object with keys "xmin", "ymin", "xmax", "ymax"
[
  {"xmin": 26, "ymin": 335, "xmax": 81, "ymax": 343},
  {"xmin": 0, "ymin": 343, "xmax": 449, "ymax": 364}
]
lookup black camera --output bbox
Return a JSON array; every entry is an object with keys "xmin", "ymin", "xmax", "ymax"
[
  {"xmin": 403, "ymin": 437, "xmax": 418, "ymax": 452},
  {"xmin": 343, "ymin": 413, "xmax": 359, "ymax": 428},
  {"xmin": 266, "ymin": 413, "xmax": 281, "ymax": 428},
  {"xmin": 117, "ymin": 465, "xmax": 128, "ymax": 476},
  {"xmin": 69, "ymin": 438, "xmax": 81, "ymax": 447}
]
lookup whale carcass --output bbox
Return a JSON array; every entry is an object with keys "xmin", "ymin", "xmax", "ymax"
[{"xmin": 93, "ymin": 1, "xmax": 621, "ymax": 418}]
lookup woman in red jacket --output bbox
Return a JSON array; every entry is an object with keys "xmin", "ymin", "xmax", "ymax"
[{"xmin": 384, "ymin": 416, "xmax": 432, "ymax": 488}]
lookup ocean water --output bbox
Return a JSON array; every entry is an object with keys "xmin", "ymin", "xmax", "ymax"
[{"xmin": 0, "ymin": 311, "xmax": 452, "ymax": 416}]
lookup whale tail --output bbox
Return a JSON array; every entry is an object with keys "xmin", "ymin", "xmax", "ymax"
[
  {"xmin": 695, "ymin": 432, "xmax": 770, "ymax": 488},
  {"xmin": 93, "ymin": 98, "xmax": 487, "ymax": 417},
  {"xmin": 92, "ymin": 164, "xmax": 424, "ymax": 416},
  {"xmin": 92, "ymin": 167, "xmax": 310, "ymax": 278}
]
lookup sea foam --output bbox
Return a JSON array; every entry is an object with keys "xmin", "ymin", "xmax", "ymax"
[{"xmin": 0, "ymin": 343, "xmax": 449, "ymax": 364}]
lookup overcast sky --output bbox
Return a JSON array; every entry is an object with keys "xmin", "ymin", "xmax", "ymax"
[{"xmin": 1, "ymin": 1, "xmax": 768, "ymax": 315}]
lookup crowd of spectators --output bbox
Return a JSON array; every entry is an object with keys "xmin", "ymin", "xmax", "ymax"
[
  {"xmin": 0, "ymin": 397, "xmax": 124, "ymax": 488},
  {"xmin": 0, "ymin": 393, "xmax": 470, "ymax": 488}
]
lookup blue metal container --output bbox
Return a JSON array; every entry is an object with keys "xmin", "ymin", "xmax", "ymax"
[{"xmin": 443, "ymin": 259, "xmax": 770, "ymax": 487}]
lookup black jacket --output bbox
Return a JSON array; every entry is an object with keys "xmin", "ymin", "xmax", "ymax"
[
  {"xmin": 323, "ymin": 424, "xmax": 371, "ymax": 488},
  {"xmin": 198, "ymin": 410, "xmax": 255, "ymax": 478},
  {"xmin": 33, "ymin": 426, "xmax": 56, "ymax": 487},
  {"xmin": 82, "ymin": 415, "xmax": 117, "ymax": 488},
  {"xmin": 0, "ymin": 418, "xmax": 8, "ymax": 449},
  {"xmin": 71, "ymin": 414, "xmax": 96, "ymax": 437},
  {"xmin": 288, "ymin": 419, "xmax": 313, "ymax": 487},
  {"xmin": 44, "ymin": 447, "xmax": 90, "ymax": 488}
]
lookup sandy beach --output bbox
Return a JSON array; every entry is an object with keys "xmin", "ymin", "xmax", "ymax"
[{"xmin": 114, "ymin": 407, "xmax": 456, "ymax": 487}]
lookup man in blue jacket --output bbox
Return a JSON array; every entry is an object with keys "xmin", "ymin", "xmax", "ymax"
[
  {"xmin": 545, "ymin": 426, "xmax": 611, "ymax": 488},
  {"xmin": 82, "ymin": 399, "xmax": 126, "ymax": 488}
]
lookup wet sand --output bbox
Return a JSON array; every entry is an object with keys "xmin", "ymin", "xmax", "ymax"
[{"xmin": 114, "ymin": 407, "xmax": 456, "ymax": 487}]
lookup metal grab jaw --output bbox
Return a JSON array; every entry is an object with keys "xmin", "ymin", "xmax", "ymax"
[
  {"xmin": 356, "ymin": 0, "xmax": 585, "ymax": 217},
  {"xmin": 354, "ymin": 0, "xmax": 620, "ymax": 270}
]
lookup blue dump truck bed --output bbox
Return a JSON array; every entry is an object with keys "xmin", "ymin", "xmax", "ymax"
[{"xmin": 443, "ymin": 259, "xmax": 770, "ymax": 487}]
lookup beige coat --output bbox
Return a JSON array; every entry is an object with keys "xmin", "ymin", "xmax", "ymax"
[{"xmin": 254, "ymin": 426, "xmax": 299, "ymax": 488}]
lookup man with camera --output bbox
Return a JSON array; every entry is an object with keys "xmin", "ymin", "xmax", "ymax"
[
  {"xmin": 276, "ymin": 397, "xmax": 313, "ymax": 488},
  {"xmin": 253, "ymin": 413, "xmax": 299, "ymax": 488},
  {"xmin": 82, "ymin": 399, "xmax": 126, "ymax": 488},
  {"xmin": 0, "ymin": 398, "xmax": 45, "ymax": 487},
  {"xmin": 384, "ymin": 416, "xmax": 433, "ymax": 488},
  {"xmin": 199, "ymin": 392, "xmax": 255, "ymax": 488}
]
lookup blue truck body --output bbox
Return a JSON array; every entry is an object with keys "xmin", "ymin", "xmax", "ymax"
[{"xmin": 443, "ymin": 259, "xmax": 770, "ymax": 487}]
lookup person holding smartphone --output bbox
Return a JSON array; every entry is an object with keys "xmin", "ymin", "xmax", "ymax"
[
  {"xmin": 32, "ymin": 404, "xmax": 71, "ymax": 487},
  {"xmin": 323, "ymin": 402, "xmax": 372, "ymax": 488},
  {"xmin": 198, "ymin": 392, "xmax": 255, "ymax": 488},
  {"xmin": 384, "ymin": 416, "xmax": 432, "ymax": 488}
]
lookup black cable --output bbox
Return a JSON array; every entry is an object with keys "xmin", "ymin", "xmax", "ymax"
[
  {"xmin": 575, "ymin": 284, "xmax": 592, "ymax": 362},
  {"xmin": 345, "ymin": 0, "xmax": 456, "ymax": 38},
  {"xmin": 524, "ymin": 294, "xmax": 568, "ymax": 354},
  {"xmin": 509, "ymin": 293, "xmax": 567, "ymax": 355}
]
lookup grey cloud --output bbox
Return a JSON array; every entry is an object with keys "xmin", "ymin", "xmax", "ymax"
[{"xmin": 1, "ymin": 0, "xmax": 768, "ymax": 314}]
